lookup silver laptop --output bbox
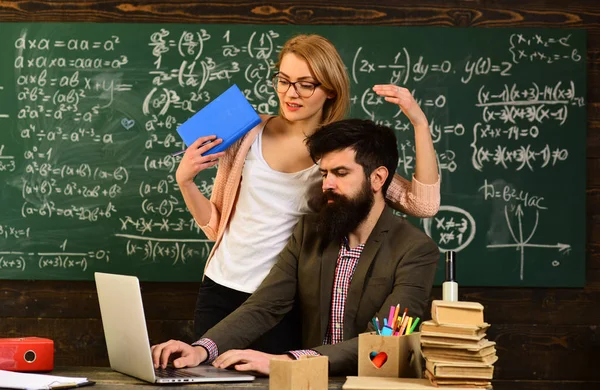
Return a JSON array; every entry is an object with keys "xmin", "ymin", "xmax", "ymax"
[{"xmin": 94, "ymin": 272, "xmax": 255, "ymax": 384}]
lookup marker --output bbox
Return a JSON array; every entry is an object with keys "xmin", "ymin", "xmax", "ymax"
[
  {"xmin": 392, "ymin": 304, "xmax": 400, "ymax": 330},
  {"xmin": 371, "ymin": 317, "xmax": 379, "ymax": 334},
  {"xmin": 443, "ymin": 251, "xmax": 458, "ymax": 301},
  {"xmin": 399, "ymin": 307, "xmax": 408, "ymax": 328},
  {"xmin": 387, "ymin": 305, "xmax": 395, "ymax": 327},
  {"xmin": 406, "ymin": 317, "xmax": 413, "ymax": 335},
  {"xmin": 398, "ymin": 315, "xmax": 410, "ymax": 336},
  {"xmin": 380, "ymin": 325, "xmax": 394, "ymax": 336},
  {"xmin": 380, "ymin": 318, "xmax": 393, "ymax": 336},
  {"xmin": 408, "ymin": 317, "xmax": 421, "ymax": 334}
]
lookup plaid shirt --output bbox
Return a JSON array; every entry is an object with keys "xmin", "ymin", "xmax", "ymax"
[
  {"xmin": 196, "ymin": 239, "xmax": 365, "ymax": 362},
  {"xmin": 323, "ymin": 241, "xmax": 364, "ymax": 344}
]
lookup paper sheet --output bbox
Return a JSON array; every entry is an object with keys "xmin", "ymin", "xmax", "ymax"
[{"xmin": 0, "ymin": 370, "xmax": 89, "ymax": 389}]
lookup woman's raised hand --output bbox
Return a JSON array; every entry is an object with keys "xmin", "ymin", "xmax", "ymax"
[{"xmin": 372, "ymin": 84, "xmax": 428, "ymax": 128}]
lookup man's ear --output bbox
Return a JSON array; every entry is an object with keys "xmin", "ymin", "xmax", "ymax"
[{"xmin": 370, "ymin": 166, "xmax": 389, "ymax": 193}]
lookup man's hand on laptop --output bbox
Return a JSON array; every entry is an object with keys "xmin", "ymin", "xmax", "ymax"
[
  {"xmin": 151, "ymin": 339, "xmax": 207, "ymax": 369},
  {"xmin": 212, "ymin": 349, "xmax": 292, "ymax": 375}
]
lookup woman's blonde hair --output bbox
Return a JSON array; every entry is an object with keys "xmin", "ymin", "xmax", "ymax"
[{"xmin": 275, "ymin": 34, "xmax": 350, "ymax": 126}]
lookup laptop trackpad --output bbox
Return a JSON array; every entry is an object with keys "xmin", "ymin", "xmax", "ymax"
[{"xmin": 181, "ymin": 365, "xmax": 255, "ymax": 378}]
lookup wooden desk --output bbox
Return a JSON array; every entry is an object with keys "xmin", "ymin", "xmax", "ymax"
[
  {"xmin": 52, "ymin": 367, "xmax": 600, "ymax": 389},
  {"xmin": 52, "ymin": 366, "xmax": 347, "ymax": 389}
]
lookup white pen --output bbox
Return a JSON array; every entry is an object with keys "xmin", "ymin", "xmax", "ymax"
[{"xmin": 171, "ymin": 139, "xmax": 220, "ymax": 157}]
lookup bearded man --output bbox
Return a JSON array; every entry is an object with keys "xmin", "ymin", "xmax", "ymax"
[{"xmin": 151, "ymin": 119, "xmax": 440, "ymax": 376}]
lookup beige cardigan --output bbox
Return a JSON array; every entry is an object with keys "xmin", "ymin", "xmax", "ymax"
[{"xmin": 200, "ymin": 117, "xmax": 440, "ymax": 274}]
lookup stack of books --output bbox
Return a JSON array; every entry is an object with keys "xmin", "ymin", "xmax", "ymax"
[{"xmin": 421, "ymin": 301, "xmax": 497, "ymax": 388}]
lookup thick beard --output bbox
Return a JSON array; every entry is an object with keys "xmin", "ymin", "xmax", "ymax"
[{"xmin": 315, "ymin": 181, "xmax": 374, "ymax": 246}]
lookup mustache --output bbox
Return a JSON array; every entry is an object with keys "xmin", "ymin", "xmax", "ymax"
[{"xmin": 323, "ymin": 190, "xmax": 344, "ymax": 203}]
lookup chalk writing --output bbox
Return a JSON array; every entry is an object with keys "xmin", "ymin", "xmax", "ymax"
[{"xmin": 0, "ymin": 24, "xmax": 586, "ymax": 286}]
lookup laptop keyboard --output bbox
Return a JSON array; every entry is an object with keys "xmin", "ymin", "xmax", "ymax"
[{"xmin": 155, "ymin": 366, "xmax": 204, "ymax": 378}]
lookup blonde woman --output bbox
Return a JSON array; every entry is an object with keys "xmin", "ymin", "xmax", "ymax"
[{"xmin": 175, "ymin": 34, "xmax": 440, "ymax": 353}]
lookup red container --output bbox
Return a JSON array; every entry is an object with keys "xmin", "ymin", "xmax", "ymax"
[{"xmin": 0, "ymin": 337, "xmax": 54, "ymax": 372}]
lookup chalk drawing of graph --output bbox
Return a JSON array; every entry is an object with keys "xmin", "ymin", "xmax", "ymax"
[{"xmin": 487, "ymin": 205, "xmax": 570, "ymax": 280}]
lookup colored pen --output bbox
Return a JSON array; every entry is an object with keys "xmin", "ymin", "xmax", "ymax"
[
  {"xmin": 399, "ymin": 315, "xmax": 410, "ymax": 336},
  {"xmin": 392, "ymin": 315, "xmax": 402, "ymax": 336},
  {"xmin": 406, "ymin": 317, "xmax": 413, "ymax": 335},
  {"xmin": 392, "ymin": 304, "xmax": 400, "ymax": 330},
  {"xmin": 371, "ymin": 317, "xmax": 379, "ymax": 334},
  {"xmin": 375, "ymin": 317, "xmax": 381, "ymax": 335},
  {"xmin": 409, "ymin": 317, "xmax": 421, "ymax": 334},
  {"xmin": 51, "ymin": 384, "xmax": 79, "ymax": 389},
  {"xmin": 399, "ymin": 307, "xmax": 408, "ymax": 328},
  {"xmin": 387, "ymin": 305, "xmax": 395, "ymax": 327}
]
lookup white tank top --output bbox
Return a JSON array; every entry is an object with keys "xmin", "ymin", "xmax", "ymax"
[{"xmin": 204, "ymin": 128, "xmax": 321, "ymax": 293}]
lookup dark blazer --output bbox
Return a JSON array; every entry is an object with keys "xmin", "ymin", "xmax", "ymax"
[{"xmin": 203, "ymin": 206, "xmax": 439, "ymax": 375}]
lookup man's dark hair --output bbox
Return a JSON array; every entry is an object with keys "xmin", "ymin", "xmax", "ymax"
[{"xmin": 306, "ymin": 119, "xmax": 399, "ymax": 194}]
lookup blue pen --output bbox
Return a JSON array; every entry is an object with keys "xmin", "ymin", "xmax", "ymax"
[{"xmin": 375, "ymin": 317, "xmax": 381, "ymax": 335}]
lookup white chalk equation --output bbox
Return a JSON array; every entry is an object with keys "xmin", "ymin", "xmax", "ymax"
[
  {"xmin": 470, "ymin": 140, "xmax": 569, "ymax": 171},
  {"xmin": 0, "ymin": 144, "xmax": 16, "ymax": 173},
  {"xmin": 115, "ymin": 233, "xmax": 212, "ymax": 265},
  {"xmin": 357, "ymin": 86, "xmax": 446, "ymax": 121},
  {"xmin": 0, "ymin": 248, "xmax": 109, "ymax": 272},
  {"xmin": 508, "ymin": 33, "xmax": 582, "ymax": 64},
  {"xmin": 479, "ymin": 179, "xmax": 546, "ymax": 210},
  {"xmin": 423, "ymin": 206, "xmax": 476, "ymax": 252},
  {"xmin": 476, "ymin": 82, "xmax": 584, "ymax": 126},
  {"xmin": 467, "ymin": 81, "xmax": 582, "ymax": 173}
]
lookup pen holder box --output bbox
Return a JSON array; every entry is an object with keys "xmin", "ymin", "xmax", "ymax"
[
  {"xmin": 358, "ymin": 332, "xmax": 422, "ymax": 378},
  {"xmin": 269, "ymin": 355, "xmax": 328, "ymax": 390}
]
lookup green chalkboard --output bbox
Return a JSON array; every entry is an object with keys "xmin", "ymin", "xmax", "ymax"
[{"xmin": 0, "ymin": 23, "xmax": 586, "ymax": 286}]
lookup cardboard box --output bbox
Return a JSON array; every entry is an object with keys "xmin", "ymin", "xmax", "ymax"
[
  {"xmin": 358, "ymin": 332, "xmax": 422, "ymax": 378},
  {"xmin": 269, "ymin": 355, "xmax": 328, "ymax": 390}
]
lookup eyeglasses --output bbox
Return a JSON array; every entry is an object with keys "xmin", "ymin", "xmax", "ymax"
[{"xmin": 272, "ymin": 73, "xmax": 322, "ymax": 98}]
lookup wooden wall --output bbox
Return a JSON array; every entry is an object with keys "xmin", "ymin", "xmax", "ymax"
[{"xmin": 1, "ymin": 1, "xmax": 599, "ymax": 389}]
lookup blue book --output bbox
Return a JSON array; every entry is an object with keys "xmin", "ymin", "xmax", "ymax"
[{"xmin": 174, "ymin": 84, "xmax": 261, "ymax": 155}]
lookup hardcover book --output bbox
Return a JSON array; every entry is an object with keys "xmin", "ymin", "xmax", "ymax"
[{"xmin": 176, "ymin": 84, "xmax": 261, "ymax": 154}]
